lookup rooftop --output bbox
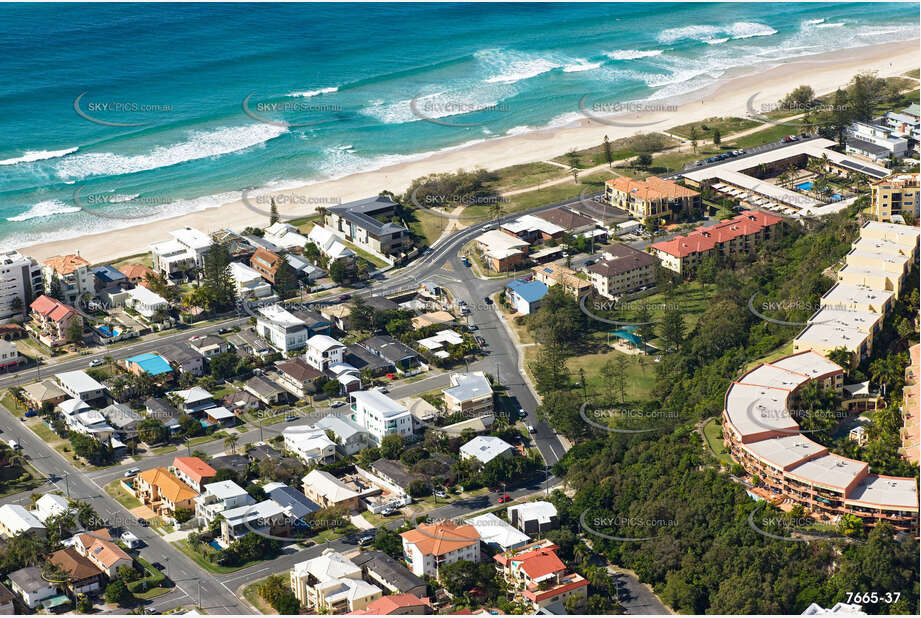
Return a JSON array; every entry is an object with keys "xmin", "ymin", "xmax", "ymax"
[
  {"xmin": 400, "ymin": 520, "xmax": 480, "ymax": 555},
  {"xmin": 460, "ymin": 435, "xmax": 515, "ymax": 464},
  {"xmin": 465, "ymin": 512, "xmax": 530, "ymax": 549},
  {"xmin": 444, "ymin": 372, "xmax": 493, "ymax": 402},
  {"xmin": 126, "ymin": 352, "xmax": 173, "ymax": 376},
  {"xmin": 506, "ymin": 279, "xmax": 549, "ymax": 304},
  {"xmin": 44, "ymin": 253, "xmax": 90, "ymax": 275}
]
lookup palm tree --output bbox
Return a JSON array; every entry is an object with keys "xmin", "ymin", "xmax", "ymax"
[{"xmin": 224, "ymin": 434, "xmax": 238, "ymax": 454}]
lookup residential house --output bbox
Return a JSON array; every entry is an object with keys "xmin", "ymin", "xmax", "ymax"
[
  {"xmin": 101, "ymin": 403, "xmax": 142, "ymax": 441},
  {"xmin": 846, "ymin": 120, "xmax": 909, "ymax": 163},
  {"xmin": 264, "ymin": 222, "xmax": 309, "ymax": 251},
  {"xmin": 0, "ymin": 504, "xmax": 46, "ymax": 538},
  {"xmin": 400, "ymin": 520, "xmax": 480, "ymax": 579},
  {"xmin": 292, "ymin": 309, "xmax": 333, "ymax": 337},
  {"xmin": 605, "ymin": 176, "xmax": 701, "ymax": 222},
  {"xmin": 150, "ymin": 227, "xmax": 212, "ymax": 276},
  {"xmin": 119, "ymin": 263, "xmax": 156, "ymax": 286},
  {"xmin": 222, "ymin": 389, "xmax": 262, "ymax": 414},
  {"xmin": 465, "ymin": 512, "xmax": 530, "ymax": 552},
  {"xmin": 534, "ymin": 207, "xmax": 598, "ymax": 235},
  {"xmin": 33, "ymin": 494, "xmax": 73, "ymax": 524},
  {"xmin": 505, "ymin": 280, "xmax": 548, "ymax": 315},
  {"xmin": 72, "ymin": 529, "xmax": 133, "ymax": 578},
  {"xmin": 320, "ymin": 303, "xmax": 353, "ymax": 332},
  {"xmin": 171, "ymin": 456, "xmax": 217, "ymax": 493},
  {"xmin": 324, "ymin": 195, "xmax": 412, "ymax": 260},
  {"xmin": 204, "ymin": 406, "xmax": 236, "ymax": 428},
  {"xmin": 263, "ymin": 481, "xmax": 321, "ymax": 521},
  {"xmin": 315, "ymin": 414, "xmax": 372, "ymax": 456},
  {"xmin": 308, "ymin": 225, "xmax": 357, "ymax": 262},
  {"xmin": 256, "ymin": 305, "xmax": 309, "ymax": 353},
  {"xmin": 284, "ymin": 426, "xmax": 337, "ymax": 464},
  {"xmin": 213, "ymin": 229, "xmax": 258, "ymax": 260},
  {"xmin": 55, "ymin": 370, "xmax": 107, "ymax": 403},
  {"xmin": 185, "ymin": 335, "xmax": 227, "ymax": 360},
  {"xmin": 250, "ymin": 248, "xmax": 284, "ymax": 284},
  {"xmin": 194, "ymin": 480, "xmax": 255, "ymax": 527},
  {"xmin": 370, "ymin": 459, "xmax": 424, "ymax": 495},
  {"xmin": 360, "ymin": 335, "xmax": 423, "ymax": 374},
  {"xmin": 244, "ymin": 374, "xmax": 288, "ymax": 406},
  {"xmin": 0, "ymin": 581, "xmax": 15, "ymax": 614},
  {"xmin": 474, "ymin": 229, "xmax": 529, "ymax": 272},
  {"xmin": 0, "ymin": 340, "xmax": 21, "ymax": 371},
  {"xmin": 500, "ymin": 215, "xmax": 565, "ymax": 243},
  {"xmin": 349, "ymin": 390, "xmax": 414, "ymax": 445},
  {"xmin": 42, "ymin": 254, "xmax": 94, "ymax": 305},
  {"xmin": 650, "ymin": 210, "xmax": 784, "ymax": 275},
  {"xmin": 8, "ymin": 566, "xmax": 59, "ymax": 609},
  {"xmin": 286, "ymin": 253, "xmax": 326, "ymax": 281},
  {"xmin": 145, "ymin": 398, "xmax": 181, "ymax": 433},
  {"xmin": 158, "ymin": 343, "xmax": 204, "ymax": 376},
  {"xmin": 348, "ymin": 593, "xmax": 432, "ymax": 615},
  {"xmin": 208, "ymin": 454, "xmax": 251, "ymax": 478},
  {"xmin": 29, "ymin": 295, "xmax": 81, "ymax": 347},
  {"xmin": 220, "ymin": 499, "xmax": 289, "ymax": 545},
  {"xmin": 229, "ymin": 261, "xmax": 273, "ymax": 299},
  {"xmin": 350, "ymin": 551, "xmax": 428, "ymax": 599},
  {"xmin": 586, "ymin": 243, "xmax": 657, "ymax": 299},
  {"xmin": 48, "ymin": 547, "xmax": 104, "ymax": 597},
  {"xmin": 494, "ymin": 540, "xmax": 588, "ymax": 611},
  {"xmin": 531, "ymin": 263, "xmax": 592, "ymax": 300},
  {"xmin": 291, "ymin": 549, "xmax": 382, "ymax": 613},
  {"xmin": 125, "ymin": 285, "xmax": 169, "ymax": 318},
  {"xmin": 508, "ymin": 501, "xmax": 559, "ymax": 536},
  {"xmin": 21, "ymin": 379, "xmax": 68, "ymax": 409},
  {"xmin": 302, "ymin": 469, "xmax": 361, "ymax": 510},
  {"xmin": 459, "ymin": 435, "xmax": 515, "ymax": 465},
  {"xmin": 172, "ymin": 386, "xmax": 215, "ymax": 413},
  {"xmin": 247, "ymin": 443, "xmax": 282, "ymax": 462},
  {"xmin": 135, "ymin": 467, "xmax": 199, "ymax": 517},
  {"xmin": 305, "ymin": 334, "xmax": 346, "ymax": 372},
  {"xmin": 275, "ymin": 358, "xmax": 325, "ymax": 398},
  {"xmin": 0, "ymin": 250, "xmax": 42, "ymax": 323},
  {"xmin": 123, "ymin": 352, "xmax": 174, "ymax": 380},
  {"xmin": 443, "ymin": 372, "xmax": 493, "ymax": 418}
]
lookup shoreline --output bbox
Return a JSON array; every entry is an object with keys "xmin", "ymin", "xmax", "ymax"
[{"xmin": 18, "ymin": 39, "xmax": 920, "ymax": 264}]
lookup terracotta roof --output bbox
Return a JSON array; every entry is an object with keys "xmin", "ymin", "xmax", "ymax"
[
  {"xmin": 651, "ymin": 210, "xmax": 782, "ymax": 258},
  {"xmin": 511, "ymin": 547, "xmax": 567, "ymax": 579},
  {"xmin": 349, "ymin": 594, "xmax": 432, "ymax": 614},
  {"xmin": 119, "ymin": 263, "xmax": 155, "ymax": 281},
  {"xmin": 139, "ymin": 467, "xmax": 199, "ymax": 502},
  {"xmin": 173, "ymin": 457, "xmax": 217, "ymax": 484},
  {"xmin": 49, "ymin": 547, "xmax": 102, "ymax": 581},
  {"xmin": 29, "ymin": 295, "xmax": 77, "ymax": 322},
  {"xmin": 85, "ymin": 536, "xmax": 131, "ymax": 569},
  {"xmin": 43, "ymin": 254, "xmax": 90, "ymax": 275},
  {"xmin": 606, "ymin": 176, "xmax": 699, "ymax": 201},
  {"xmin": 251, "ymin": 248, "xmax": 281, "ymax": 270},
  {"xmin": 400, "ymin": 521, "xmax": 479, "ymax": 555},
  {"xmin": 75, "ymin": 529, "xmax": 112, "ymax": 548}
]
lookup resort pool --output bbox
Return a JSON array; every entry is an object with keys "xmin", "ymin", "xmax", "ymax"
[
  {"xmin": 96, "ymin": 325, "xmax": 121, "ymax": 337},
  {"xmin": 209, "ymin": 540, "xmax": 222, "ymax": 550},
  {"xmin": 831, "ymin": 194, "xmax": 843, "ymax": 201},
  {"xmin": 795, "ymin": 181, "xmax": 814, "ymax": 191}
]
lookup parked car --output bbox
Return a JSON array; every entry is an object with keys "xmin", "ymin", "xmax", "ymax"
[
  {"xmin": 519, "ymin": 409, "xmax": 527, "ymax": 419},
  {"xmin": 330, "ymin": 401, "xmax": 346, "ymax": 408},
  {"xmin": 23, "ymin": 409, "xmax": 37, "ymax": 418},
  {"xmin": 497, "ymin": 494, "xmax": 511, "ymax": 504},
  {"xmin": 484, "ymin": 296, "xmax": 493, "ymax": 305},
  {"xmin": 462, "ymin": 257, "xmax": 471, "ymax": 267},
  {"xmin": 7, "ymin": 439, "xmax": 20, "ymax": 450},
  {"xmin": 358, "ymin": 533, "xmax": 375, "ymax": 546},
  {"xmin": 434, "ymin": 490, "xmax": 448, "ymax": 499},
  {"xmin": 124, "ymin": 467, "xmax": 140, "ymax": 478},
  {"xmin": 339, "ymin": 294, "xmax": 351, "ymax": 301},
  {"xmin": 468, "ymin": 324, "xmax": 478, "ymax": 331},
  {"xmin": 284, "ymin": 415, "xmax": 299, "ymax": 422},
  {"xmin": 137, "ymin": 518, "xmax": 149, "ymax": 527},
  {"xmin": 527, "ymin": 425, "xmax": 536, "ymax": 434}
]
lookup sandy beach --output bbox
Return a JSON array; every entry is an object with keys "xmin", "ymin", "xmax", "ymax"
[{"xmin": 22, "ymin": 39, "xmax": 919, "ymax": 264}]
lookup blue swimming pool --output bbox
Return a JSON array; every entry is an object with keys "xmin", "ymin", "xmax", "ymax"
[
  {"xmin": 795, "ymin": 181, "xmax": 814, "ymax": 191},
  {"xmin": 831, "ymin": 194, "xmax": 843, "ymax": 202},
  {"xmin": 209, "ymin": 540, "xmax": 222, "ymax": 550},
  {"xmin": 96, "ymin": 325, "xmax": 121, "ymax": 337}
]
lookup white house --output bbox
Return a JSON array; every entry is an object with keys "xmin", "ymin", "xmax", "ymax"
[
  {"xmin": 846, "ymin": 121, "xmax": 909, "ymax": 163},
  {"xmin": 195, "ymin": 480, "xmax": 255, "ymax": 527},
  {"xmin": 126, "ymin": 285, "xmax": 169, "ymax": 318},
  {"xmin": 508, "ymin": 501, "xmax": 559, "ymax": 535},
  {"xmin": 256, "ymin": 305, "xmax": 309, "ymax": 353},
  {"xmin": 314, "ymin": 414, "xmax": 371, "ymax": 456},
  {"xmin": 459, "ymin": 435, "xmax": 515, "ymax": 465},
  {"xmin": 308, "ymin": 226, "xmax": 356, "ymax": 262},
  {"xmin": 291, "ymin": 549, "xmax": 382, "ymax": 612},
  {"xmin": 55, "ymin": 370, "xmax": 107, "ymax": 402},
  {"xmin": 33, "ymin": 494, "xmax": 73, "ymax": 524},
  {"xmin": 265, "ymin": 222, "xmax": 309, "ymax": 252},
  {"xmin": 305, "ymin": 334, "xmax": 346, "ymax": 372},
  {"xmin": 229, "ymin": 262, "xmax": 273, "ymax": 299},
  {"xmin": 284, "ymin": 426, "xmax": 337, "ymax": 464},
  {"xmin": 150, "ymin": 227, "xmax": 212, "ymax": 276},
  {"xmin": 400, "ymin": 520, "xmax": 480, "ymax": 579},
  {"xmin": 0, "ymin": 504, "xmax": 46, "ymax": 538},
  {"xmin": 465, "ymin": 512, "xmax": 530, "ymax": 552},
  {"xmin": 8, "ymin": 566, "xmax": 58, "ymax": 609},
  {"xmin": 349, "ymin": 390, "xmax": 413, "ymax": 445}
]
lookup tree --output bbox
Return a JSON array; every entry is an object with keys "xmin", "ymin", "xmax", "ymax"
[
  {"xmin": 223, "ymin": 434, "xmax": 239, "ymax": 454},
  {"xmin": 782, "ymin": 85, "xmax": 815, "ymax": 110},
  {"xmin": 137, "ymin": 418, "xmax": 168, "ymax": 445},
  {"xmin": 848, "ymin": 72, "xmax": 884, "ymax": 122},
  {"xmin": 712, "ymin": 128, "xmax": 721, "ymax": 146},
  {"xmin": 603, "ymin": 134, "xmax": 613, "ymax": 168},
  {"xmin": 636, "ymin": 153, "xmax": 653, "ymax": 169},
  {"xmin": 408, "ymin": 479, "xmax": 430, "ymax": 498},
  {"xmin": 273, "ymin": 253, "xmax": 298, "ymax": 300},
  {"xmin": 66, "ymin": 318, "xmax": 84, "ymax": 344},
  {"xmin": 657, "ymin": 303, "xmax": 685, "ymax": 353},
  {"xmin": 209, "ymin": 350, "xmax": 240, "ymax": 380},
  {"xmin": 689, "ymin": 126, "xmax": 698, "ymax": 153},
  {"xmin": 76, "ymin": 594, "xmax": 93, "ymax": 613},
  {"xmin": 200, "ymin": 242, "xmax": 236, "ymax": 311},
  {"xmin": 269, "ymin": 197, "xmax": 279, "ymax": 225},
  {"xmin": 838, "ymin": 513, "xmax": 864, "ymax": 538},
  {"xmin": 328, "ymin": 259, "xmax": 348, "ymax": 284},
  {"xmin": 372, "ymin": 527, "xmax": 403, "ymax": 559},
  {"xmin": 380, "ymin": 434, "xmax": 404, "ymax": 459}
]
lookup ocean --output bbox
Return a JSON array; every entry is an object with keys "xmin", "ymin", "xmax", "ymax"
[{"xmin": 0, "ymin": 2, "xmax": 917, "ymax": 251}]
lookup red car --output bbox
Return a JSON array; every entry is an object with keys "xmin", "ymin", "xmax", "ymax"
[
  {"xmin": 497, "ymin": 494, "xmax": 511, "ymax": 503},
  {"xmin": 385, "ymin": 373, "xmax": 396, "ymax": 380}
]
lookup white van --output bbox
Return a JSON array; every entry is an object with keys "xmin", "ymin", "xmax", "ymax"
[{"xmin": 7, "ymin": 439, "xmax": 20, "ymax": 450}]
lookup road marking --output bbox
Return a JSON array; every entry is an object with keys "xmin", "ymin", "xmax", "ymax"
[{"xmin": 222, "ymin": 567, "xmax": 269, "ymax": 584}]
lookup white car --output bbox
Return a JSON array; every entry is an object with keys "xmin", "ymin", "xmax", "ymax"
[
  {"xmin": 330, "ymin": 401, "xmax": 346, "ymax": 408},
  {"xmin": 89, "ymin": 358, "xmax": 104, "ymax": 367},
  {"xmin": 527, "ymin": 425, "xmax": 536, "ymax": 434}
]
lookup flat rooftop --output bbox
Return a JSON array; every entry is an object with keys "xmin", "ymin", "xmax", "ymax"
[
  {"xmin": 744, "ymin": 435, "xmax": 827, "ymax": 471},
  {"xmin": 795, "ymin": 322, "xmax": 870, "ymax": 354},
  {"xmin": 846, "ymin": 475, "xmax": 919, "ymax": 511},
  {"xmin": 769, "ymin": 350, "xmax": 844, "ymax": 378},
  {"xmin": 725, "ymin": 382, "xmax": 798, "ymax": 439},
  {"xmin": 786, "ymin": 453, "xmax": 868, "ymax": 492},
  {"xmin": 737, "ymin": 363, "xmax": 811, "ymax": 391},
  {"xmin": 852, "ymin": 236, "xmax": 915, "ymax": 257},
  {"xmin": 820, "ymin": 283, "xmax": 893, "ymax": 314}
]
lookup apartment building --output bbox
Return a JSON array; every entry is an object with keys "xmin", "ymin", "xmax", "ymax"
[
  {"xmin": 171, "ymin": 456, "xmax": 217, "ymax": 493},
  {"xmin": 150, "ymin": 227, "xmax": 212, "ymax": 277},
  {"xmin": 871, "ymin": 173, "xmax": 919, "ymax": 222},
  {"xmin": 229, "ymin": 261, "xmax": 273, "ymax": 299},
  {"xmin": 56, "ymin": 370, "xmax": 107, "ymax": 403},
  {"xmin": 400, "ymin": 521, "xmax": 480, "ymax": 579},
  {"xmin": 474, "ymin": 229, "xmax": 529, "ymax": 272},
  {"xmin": 256, "ymin": 305, "xmax": 309, "ymax": 353},
  {"xmin": 194, "ymin": 480, "xmax": 255, "ymax": 527},
  {"xmin": 305, "ymin": 334, "xmax": 346, "ymax": 371},
  {"xmin": 29, "ymin": 295, "xmax": 81, "ymax": 347},
  {"xmin": 494, "ymin": 539, "xmax": 589, "ymax": 611},
  {"xmin": 605, "ymin": 176, "xmax": 701, "ymax": 222},
  {"xmin": 0, "ymin": 250, "xmax": 42, "ymax": 323},
  {"xmin": 531, "ymin": 263, "xmax": 592, "ymax": 300},
  {"xmin": 846, "ymin": 121, "xmax": 909, "ymax": 163},
  {"xmin": 650, "ymin": 210, "xmax": 784, "ymax": 275},
  {"xmin": 349, "ymin": 389, "xmax": 414, "ymax": 444},
  {"xmin": 250, "ymin": 247, "xmax": 284, "ymax": 284},
  {"xmin": 291, "ymin": 549, "xmax": 382, "ymax": 613},
  {"xmin": 902, "ymin": 344, "xmax": 919, "ymax": 464},
  {"xmin": 586, "ymin": 243, "xmax": 657, "ymax": 299},
  {"xmin": 324, "ymin": 195, "xmax": 412, "ymax": 260},
  {"xmin": 443, "ymin": 372, "xmax": 493, "ymax": 418},
  {"xmin": 135, "ymin": 467, "xmax": 199, "ymax": 517},
  {"xmin": 721, "ymin": 350, "xmax": 918, "ymax": 534},
  {"xmin": 41, "ymin": 254, "xmax": 93, "ymax": 305}
]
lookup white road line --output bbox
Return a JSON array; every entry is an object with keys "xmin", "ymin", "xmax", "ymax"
[{"xmin": 222, "ymin": 567, "xmax": 269, "ymax": 584}]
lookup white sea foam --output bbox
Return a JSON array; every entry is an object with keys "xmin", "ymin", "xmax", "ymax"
[
  {"xmin": 604, "ymin": 49, "xmax": 665, "ymax": 60},
  {"xmin": 658, "ymin": 21, "xmax": 776, "ymax": 44},
  {"xmin": 6, "ymin": 199, "xmax": 81, "ymax": 222},
  {"xmin": 288, "ymin": 86, "xmax": 339, "ymax": 97},
  {"xmin": 362, "ymin": 90, "xmax": 504, "ymax": 125},
  {"xmin": 0, "ymin": 147, "xmax": 78, "ymax": 166},
  {"xmin": 475, "ymin": 48, "xmax": 562, "ymax": 85},
  {"xmin": 705, "ymin": 38, "xmax": 730, "ymax": 45},
  {"xmin": 53, "ymin": 124, "xmax": 287, "ymax": 181},
  {"xmin": 562, "ymin": 59, "xmax": 603, "ymax": 73},
  {"xmin": 804, "ymin": 18, "xmax": 825, "ymax": 26},
  {"xmin": 816, "ymin": 23, "xmax": 845, "ymax": 29}
]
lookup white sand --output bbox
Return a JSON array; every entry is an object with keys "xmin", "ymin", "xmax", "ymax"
[{"xmin": 22, "ymin": 40, "xmax": 920, "ymax": 264}]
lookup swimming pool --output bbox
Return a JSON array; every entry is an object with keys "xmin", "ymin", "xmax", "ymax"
[
  {"xmin": 795, "ymin": 181, "xmax": 814, "ymax": 191},
  {"xmin": 96, "ymin": 325, "xmax": 121, "ymax": 337}
]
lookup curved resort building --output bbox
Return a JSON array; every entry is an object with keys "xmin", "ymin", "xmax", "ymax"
[{"xmin": 722, "ymin": 349, "xmax": 919, "ymax": 535}]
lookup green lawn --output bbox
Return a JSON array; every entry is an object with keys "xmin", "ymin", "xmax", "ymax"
[
  {"xmin": 667, "ymin": 117, "xmax": 761, "ymax": 141},
  {"xmin": 1, "ymin": 391, "xmax": 26, "ymax": 417},
  {"xmin": 0, "ymin": 460, "xmax": 43, "ymax": 498},
  {"xmin": 172, "ymin": 540, "xmax": 258, "ymax": 574},
  {"xmin": 703, "ymin": 417, "xmax": 733, "ymax": 466},
  {"xmin": 487, "ymin": 161, "xmax": 571, "ymax": 191},
  {"xmin": 566, "ymin": 344, "xmax": 657, "ymax": 403},
  {"xmin": 408, "ymin": 209, "xmax": 453, "ymax": 247},
  {"xmin": 152, "ymin": 445, "xmax": 178, "ymax": 455},
  {"xmin": 463, "ymin": 171, "xmax": 614, "ymax": 220},
  {"xmin": 104, "ymin": 479, "xmax": 142, "ymax": 509},
  {"xmin": 550, "ymin": 134, "xmax": 680, "ymax": 169},
  {"xmin": 650, "ymin": 145, "xmax": 722, "ymax": 175},
  {"xmin": 742, "ymin": 341, "xmax": 795, "ymax": 373},
  {"xmin": 29, "ymin": 421, "xmax": 61, "ymax": 444},
  {"xmin": 905, "ymin": 68, "xmax": 920, "ymax": 79},
  {"xmin": 726, "ymin": 123, "xmax": 798, "ymax": 149},
  {"xmin": 241, "ymin": 575, "xmax": 277, "ymax": 614}
]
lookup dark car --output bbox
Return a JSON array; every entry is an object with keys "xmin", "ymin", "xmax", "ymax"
[
  {"xmin": 484, "ymin": 296, "xmax": 493, "ymax": 305},
  {"xmin": 339, "ymin": 294, "xmax": 351, "ymax": 301},
  {"xmin": 137, "ymin": 518, "xmax": 149, "ymax": 527}
]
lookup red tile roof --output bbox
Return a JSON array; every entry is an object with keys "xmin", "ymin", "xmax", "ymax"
[
  {"xmin": 606, "ymin": 176, "xmax": 699, "ymax": 201},
  {"xmin": 401, "ymin": 520, "xmax": 480, "ymax": 555},
  {"xmin": 43, "ymin": 254, "xmax": 90, "ymax": 275},
  {"xmin": 30, "ymin": 295, "xmax": 77, "ymax": 322},
  {"xmin": 651, "ymin": 210, "xmax": 782, "ymax": 258},
  {"xmin": 172, "ymin": 457, "xmax": 217, "ymax": 484},
  {"xmin": 348, "ymin": 594, "xmax": 432, "ymax": 614},
  {"xmin": 512, "ymin": 547, "xmax": 567, "ymax": 580}
]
